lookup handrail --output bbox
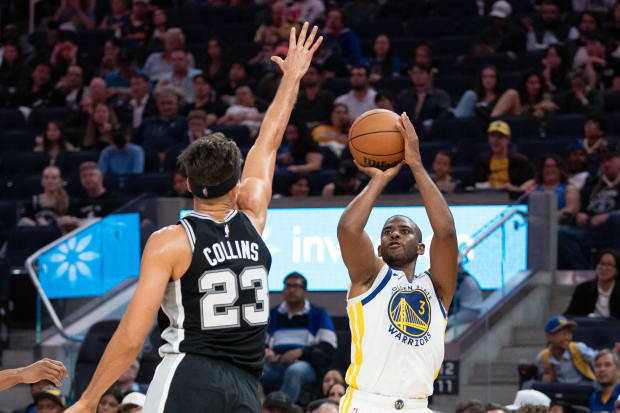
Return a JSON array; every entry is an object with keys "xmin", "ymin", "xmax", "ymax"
[
  {"xmin": 25, "ymin": 218, "xmax": 101, "ymax": 342},
  {"xmin": 457, "ymin": 208, "xmax": 527, "ymax": 265}
]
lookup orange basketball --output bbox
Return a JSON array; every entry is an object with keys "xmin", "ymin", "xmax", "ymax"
[{"xmin": 348, "ymin": 109, "xmax": 404, "ymax": 170}]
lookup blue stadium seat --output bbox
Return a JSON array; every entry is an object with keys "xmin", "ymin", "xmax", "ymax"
[
  {"xmin": 451, "ymin": 165, "xmax": 472, "ymax": 183},
  {"xmin": 55, "ymin": 151, "xmax": 101, "ymax": 175},
  {"xmin": 123, "ymin": 173, "xmax": 172, "ymax": 196},
  {"xmin": 430, "ymin": 118, "xmax": 486, "ymax": 141},
  {"xmin": 0, "ymin": 130, "xmax": 36, "ymax": 152},
  {"xmin": 215, "ymin": 24, "xmax": 257, "ymax": 44},
  {"xmin": 419, "ymin": 141, "xmax": 457, "ymax": 168},
  {"xmin": 3, "ymin": 152, "xmax": 50, "ymax": 175},
  {"xmin": 0, "ymin": 109, "xmax": 26, "ymax": 129},
  {"xmin": 322, "ymin": 78, "xmax": 351, "ymax": 96},
  {"xmin": 457, "ymin": 16, "xmax": 492, "ymax": 35},
  {"xmin": 501, "ymin": 71, "xmax": 522, "ymax": 90},
  {"xmin": 433, "ymin": 74, "xmax": 474, "ymax": 101},
  {"xmin": 607, "ymin": 113, "xmax": 620, "ymax": 136},
  {"xmin": 384, "ymin": 168, "xmax": 414, "ymax": 194},
  {"xmin": 319, "ymin": 146, "xmax": 339, "ymax": 170},
  {"xmin": 230, "ymin": 42, "xmax": 263, "ymax": 61},
  {"xmin": 390, "ymin": 38, "xmax": 425, "ymax": 61},
  {"xmin": 164, "ymin": 7, "xmax": 242, "ymax": 27},
  {"xmin": 4, "ymin": 175, "xmax": 43, "ymax": 199},
  {"xmin": 406, "ymin": 17, "xmax": 454, "ymax": 38},
  {"xmin": 457, "ymin": 53, "xmax": 514, "ymax": 72},
  {"xmin": 432, "ymin": 36, "xmax": 475, "ymax": 56},
  {"xmin": 547, "ymin": 114, "xmax": 586, "ymax": 138},
  {"xmin": 603, "ymin": 92, "xmax": 620, "ymax": 113},
  {"xmin": 572, "ymin": 324, "xmax": 620, "ymax": 349},
  {"xmin": 211, "ymin": 125, "xmax": 253, "ymax": 149},
  {"xmin": 531, "ymin": 383, "xmax": 594, "ymax": 407},
  {"xmin": 28, "ymin": 107, "xmax": 72, "ymax": 131},
  {"xmin": 183, "ymin": 26, "xmax": 210, "ymax": 44},
  {"xmin": 514, "ymin": 51, "xmax": 545, "ymax": 71},
  {"xmin": 516, "ymin": 139, "xmax": 574, "ymax": 162},
  {"xmin": 0, "ymin": 200, "xmax": 18, "ymax": 228},
  {"xmin": 435, "ymin": 0, "xmax": 478, "ymax": 16},
  {"xmin": 6, "ymin": 226, "xmax": 62, "ymax": 268},
  {"xmin": 453, "ymin": 141, "xmax": 490, "ymax": 166},
  {"xmin": 74, "ymin": 29, "xmax": 114, "ymax": 50},
  {"xmin": 496, "ymin": 116, "xmax": 542, "ymax": 140},
  {"xmin": 310, "ymin": 169, "xmax": 338, "ymax": 195},
  {"xmin": 354, "ymin": 18, "xmax": 404, "ymax": 38},
  {"xmin": 376, "ymin": 76, "xmax": 413, "ymax": 94}
]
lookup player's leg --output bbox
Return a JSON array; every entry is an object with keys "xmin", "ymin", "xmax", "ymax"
[{"xmin": 231, "ymin": 369, "xmax": 262, "ymax": 413}]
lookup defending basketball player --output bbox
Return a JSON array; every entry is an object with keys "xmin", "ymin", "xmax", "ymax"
[
  {"xmin": 66, "ymin": 23, "xmax": 322, "ymax": 413},
  {"xmin": 337, "ymin": 113, "xmax": 458, "ymax": 413}
]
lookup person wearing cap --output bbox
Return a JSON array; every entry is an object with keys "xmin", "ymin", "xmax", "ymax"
[
  {"xmin": 262, "ymin": 390, "xmax": 293, "ymax": 413},
  {"xmin": 472, "ymin": 120, "xmax": 534, "ymax": 194},
  {"xmin": 33, "ymin": 386, "xmax": 66, "ymax": 413},
  {"xmin": 534, "ymin": 316, "xmax": 596, "ymax": 385},
  {"xmin": 119, "ymin": 391, "xmax": 146, "ymax": 413},
  {"xmin": 558, "ymin": 147, "xmax": 620, "ymax": 269},
  {"xmin": 589, "ymin": 349, "xmax": 620, "ymax": 413},
  {"xmin": 477, "ymin": 0, "xmax": 526, "ymax": 53},
  {"xmin": 506, "ymin": 389, "xmax": 551, "ymax": 410}
]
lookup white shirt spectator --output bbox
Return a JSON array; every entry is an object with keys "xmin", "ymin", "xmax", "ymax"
[
  {"xmin": 334, "ymin": 88, "xmax": 377, "ymax": 119},
  {"xmin": 288, "ymin": 0, "xmax": 325, "ymax": 24},
  {"xmin": 593, "ymin": 280, "xmax": 615, "ymax": 317}
]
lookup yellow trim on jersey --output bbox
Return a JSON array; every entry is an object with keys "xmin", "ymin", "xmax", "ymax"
[
  {"xmin": 343, "ymin": 302, "xmax": 364, "ymax": 413},
  {"xmin": 340, "ymin": 386, "xmax": 354, "ymax": 413},
  {"xmin": 434, "ymin": 317, "xmax": 449, "ymax": 380}
]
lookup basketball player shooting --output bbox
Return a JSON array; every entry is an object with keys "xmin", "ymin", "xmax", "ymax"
[
  {"xmin": 66, "ymin": 23, "xmax": 322, "ymax": 413},
  {"xmin": 336, "ymin": 113, "xmax": 458, "ymax": 413}
]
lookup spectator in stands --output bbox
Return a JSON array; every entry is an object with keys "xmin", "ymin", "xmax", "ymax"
[
  {"xmin": 99, "ymin": 0, "xmax": 131, "ymax": 32},
  {"xmin": 358, "ymin": 34, "xmax": 401, "ymax": 84},
  {"xmin": 534, "ymin": 316, "xmax": 596, "ymax": 385},
  {"xmin": 2, "ymin": 23, "xmax": 35, "ymax": 66},
  {"xmin": 34, "ymin": 121, "xmax": 77, "ymax": 164},
  {"xmin": 317, "ymin": 9, "xmax": 362, "ymax": 66},
  {"xmin": 285, "ymin": 173, "xmax": 312, "ymax": 198},
  {"xmin": 487, "ymin": 402, "xmax": 508, "ymax": 413},
  {"xmin": 256, "ymin": 46, "xmax": 286, "ymax": 102},
  {"xmin": 307, "ymin": 400, "xmax": 338, "ymax": 413},
  {"xmin": 565, "ymin": 248, "xmax": 620, "ymax": 319},
  {"xmin": 167, "ymin": 168, "xmax": 191, "ymax": 198},
  {"xmin": 123, "ymin": 0, "xmax": 151, "ymax": 47},
  {"xmin": 566, "ymin": 145, "xmax": 590, "ymax": 190},
  {"xmin": 54, "ymin": 64, "xmax": 87, "ymax": 112},
  {"xmin": 542, "ymin": 44, "xmax": 570, "ymax": 93},
  {"xmin": 198, "ymin": 36, "xmax": 230, "ymax": 90},
  {"xmin": 548, "ymin": 400, "xmax": 574, "ymax": 413},
  {"xmin": 523, "ymin": 0, "xmax": 571, "ymax": 51},
  {"xmin": 581, "ymin": 113, "xmax": 609, "ymax": 161},
  {"xmin": 590, "ymin": 349, "xmax": 620, "ymax": 413},
  {"xmin": 150, "ymin": 8, "xmax": 167, "ymax": 43},
  {"xmin": 375, "ymin": 89, "xmax": 396, "ymax": 111},
  {"xmin": 396, "ymin": 62, "xmax": 451, "ymax": 124},
  {"xmin": 322, "ymin": 160, "xmax": 365, "ymax": 196},
  {"xmin": 105, "ymin": 50, "xmax": 141, "ymax": 96},
  {"xmin": 413, "ymin": 44, "xmax": 433, "ymax": 68},
  {"xmin": 278, "ymin": 120, "xmax": 322, "ymax": 174},
  {"xmin": 288, "ymin": 0, "xmax": 325, "ymax": 25},
  {"xmin": 217, "ymin": 85, "xmax": 266, "ymax": 138},
  {"xmin": 312, "ymin": 103, "xmax": 349, "ymax": 157},
  {"xmin": 49, "ymin": 39, "xmax": 81, "ymax": 85},
  {"xmin": 254, "ymin": 1, "xmax": 297, "ymax": 44},
  {"xmin": 70, "ymin": 162, "xmax": 124, "ymax": 218},
  {"xmin": 13, "ymin": 380, "xmax": 54, "ymax": 413},
  {"xmin": 159, "ymin": 50, "xmax": 202, "ymax": 103},
  {"xmin": 249, "ymin": 28, "xmax": 280, "ymax": 78},
  {"xmin": 54, "ymin": 0, "xmax": 95, "ymax": 31},
  {"xmin": 491, "ymin": 69, "xmax": 557, "ymax": 118},
  {"xmin": 82, "ymin": 77, "xmax": 113, "ymax": 120},
  {"xmin": 505, "ymin": 389, "xmax": 551, "ymax": 410},
  {"xmin": 117, "ymin": 73, "xmax": 156, "ymax": 129},
  {"xmin": 319, "ymin": 369, "xmax": 344, "ymax": 399},
  {"xmin": 604, "ymin": 2, "xmax": 620, "ymax": 51},
  {"xmin": 334, "ymin": 65, "xmax": 376, "ymax": 119},
  {"xmin": 427, "ymin": 150, "xmax": 460, "ymax": 194},
  {"xmin": 446, "ymin": 266, "xmax": 483, "ymax": 328},
  {"xmin": 556, "ymin": 69, "xmax": 602, "ymax": 113},
  {"xmin": 262, "ymin": 272, "xmax": 337, "ymax": 403},
  {"xmin": 97, "ymin": 387, "xmax": 122, "ymax": 413},
  {"xmin": 0, "ymin": 42, "xmax": 25, "ymax": 91},
  {"xmin": 326, "ymin": 382, "xmax": 345, "ymax": 402},
  {"xmin": 18, "ymin": 166, "xmax": 71, "ymax": 229},
  {"xmin": 118, "ymin": 391, "xmax": 146, "ymax": 413},
  {"xmin": 111, "ymin": 358, "xmax": 148, "ymax": 395},
  {"xmin": 83, "ymin": 103, "xmax": 119, "ymax": 150},
  {"xmin": 574, "ymin": 34, "xmax": 616, "ymax": 90},
  {"xmin": 133, "ymin": 85, "xmax": 187, "ymax": 156},
  {"xmin": 453, "ymin": 65, "xmax": 501, "ymax": 120},
  {"xmin": 566, "ymin": 11, "xmax": 599, "ymax": 61},
  {"xmin": 33, "ymin": 386, "xmax": 66, "ymax": 413},
  {"xmin": 98, "ymin": 127, "xmax": 144, "ymax": 175},
  {"xmin": 186, "ymin": 110, "xmax": 209, "ymax": 144},
  {"xmin": 473, "ymin": 121, "xmax": 535, "ymax": 193},
  {"xmin": 477, "ymin": 1, "xmax": 526, "ymax": 53},
  {"xmin": 217, "ymin": 61, "xmax": 253, "ymax": 106},
  {"xmin": 144, "ymin": 28, "xmax": 196, "ymax": 82},
  {"xmin": 14, "ymin": 62, "xmax": 54, "ymax": 108},
  {"xmin": 529, "ymin": 155, "xmax": 581, "ymax": 223},
  {"xmin": 181, "ymin": 74, "xmax": 227, "ymax": 124},
  {"xmin": 456, "ymin": 399, "xmax": 486, "ymax": 413},
  {"xmin": 262, "ymin": 391, "xmax": 293, "ymax": 413},
  {"xmin": 294, "ymin": 63, "xmax": 335, "ymax": 128}
]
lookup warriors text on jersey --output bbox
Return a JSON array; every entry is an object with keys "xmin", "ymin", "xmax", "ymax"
[
  {"xmin": 341, "ymin": 264, "xmax": 447, "ymax": 406},
  {"xmin": 158, "ymin": 210, "xmax": 272, "ymax": 377}
]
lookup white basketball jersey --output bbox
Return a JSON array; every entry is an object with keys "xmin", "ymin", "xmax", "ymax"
[{"xmin": 342, "ymin": 264, "xmax": 447, "ymax": 401}]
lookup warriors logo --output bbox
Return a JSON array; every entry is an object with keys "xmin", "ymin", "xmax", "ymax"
[{"xmin": 388, "ymin": 289, "xmax": 431, "ymax": 338}]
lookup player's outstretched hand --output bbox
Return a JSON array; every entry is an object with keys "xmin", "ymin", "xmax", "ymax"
[
  {"xmin": 64, "ymin": 398, "xmax": 95, "ymax": 413},
  {"xmin": 396, "ymin": 112, "xmax": 422, "ymax": 168},
  {"xmin": 270, "ymin": 22, "xmax": 323, "ymax": 80},
  {"xmin": 353, "ymin": 159, "xmax": 403, "ymax": 183},
  {"xmin": 20, "ymin": 358, "xmax": 68, "ymax": 386}
]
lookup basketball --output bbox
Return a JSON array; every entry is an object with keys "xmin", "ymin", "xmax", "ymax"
[{"xmin": 348, "ymin": 109, "xmax": 404, "ymax": 170}]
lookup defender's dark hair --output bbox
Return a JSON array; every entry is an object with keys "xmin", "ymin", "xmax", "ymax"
[{"xmin": 177, "ymin": 132, "xmax": 242, "ymax": 188}]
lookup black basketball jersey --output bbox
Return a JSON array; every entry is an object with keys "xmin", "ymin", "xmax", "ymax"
[{"xmin": 158, "ymin": 210, "xmax": 272, "ymax": 377}]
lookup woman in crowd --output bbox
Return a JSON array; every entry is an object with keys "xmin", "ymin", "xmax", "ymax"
[
  {"xmin": 199, "ymin": 36, "xmax": 230, "ymax": 89},
  {"xmin": 358, "ymin": 34, "xmax": 401, "ymax": 83},
  {"xmin": 54, "ymin": 0, "xmax": 95, "ymax": 31},
  {"xmin": 453, "ymin": 65, "xmax": 501, "ymax": 120},
  {"xmin": 34, "ymin": 121, "xmax": 77, "ymax": 164},
  {"xmin": 19, "ymin": 166, "xmax": 70, "ymax": 228},
  {"xmin": 0, "ymin": 43, "xmax": 24, "ymax": 90},
  {"xmin": 83, "ymin": 103, "xmax": 119, "ymax": 150},
  {"xmin": 542, "ymin": 44, "xmax": 569, "ymax": 93},
  {"xmin": 491, "ymin": 69, "xmax": 557, "ymax": 118},
  {"xmin": 312, "ymin": 103, "xmax": 350, "ymax": 157},
  {"xmin": 278, "ymin": 119, "xmax": 323, "ymax": 174},
  {"xmin": 97, "ymin": 387, "xmax": 123, "ymax": 413}
]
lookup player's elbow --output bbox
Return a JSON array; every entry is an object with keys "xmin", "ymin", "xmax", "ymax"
[{"xmin": 434, "ymin": 223, "xmax": 456, "ymax": 240}]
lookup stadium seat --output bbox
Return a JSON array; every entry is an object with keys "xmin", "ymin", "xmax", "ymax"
[
  {"xmin": 531, "ymin": 382, "xmax": 594, "ymax": 407},
  {"xmin": 607, "ymin": 113, "xmax": 620, "ymax": 136},
  {"xmin": 406, "ymin": 17, "xmax": 454, "ymax": 38},
  {"xmin": 547, "ymin": 114, "xmax": 586, "ymax": 138},
  {"xmin": 384, "ymin": 168, "xmax": 414, "ymax": 194},
  {"xmin": 501, "ymin": 71, "xmax": 522, "ymax": 90},
  {"xmin": 319, "ymin": 146, "xmax": 339, "ymax": 170},
  {"xmin": 135, "ymin": 326, "xmax": 163, "ymax": 385},
  {"xmin": 496, "ymin": 116, "xmax": 542, "ymax": 140},
  {"xmin": 603, "ymin": 92, "xmax": 620, "ymax": 113},
  {"xmin": 457, "ymin": 53, "xmax": 514, "ymax": 72},
  {"xmin": 74, "ymin": 29, "xmax": 115, "ymax": 50},
  {"xmin": 457, "ymin": 16, "xmax": 492, "ymax": 35},
  {"xmin": 0, "ymin": 200, "xmax": 18, "ymax": 229},
  {"xmin": 55, "ymin": 151, "xmax": 101, "ymax": 175},
  {"xmin": 390, "ymin": 38, "xmax": 425, "ymax": 62},
  {"xmin": 211, "ymin": 125, "xmax": 253, "ymax": 149},
  {"xmin": 3, "ymin": 152, "xmax": 50, "ymax": 175},
  {"xmin": 433, "ymin": 74, "xmax": 474, "ymax": 102},
  {"xmin": 572, "ymin": 324, "xmax": 620, "ymax": 349},
  {"xmin": 0, "ymin": 109, "xmax": 26, "ymax": 129},
  {"xmin": 230, "ymin": 42, "xmax": 263, "ymax": 61},
  {"xmin": 354, "ymin": 18, "xmax": 404, "ymax": 38},
  {"xmin": 419, "ymin": 140, "xmax": 457, "ymax": 168},
  {"xmin": 430, "ymin": 118, "xmax": 486, "ymax": 141},
  {"xmin": 123, "ymin": 173, "xmax": 172, "ymax": 196},
  {"xmin": 6, "ymin": 226, "xmax": 62, "ymax": 268},
  {"xmin": 514, "ymin": 51, "xmax": 545, "ymax": 71},
  {"xmin": 0, "ymin": 130, "xmax": 36, "ymax": 152},
  {"xmin": 183, "ymin": 26, "xmax": 210, "ymax": 45},
  {"xmin": 435, "ymin": 0, "xmax": 478, "ymax": 16},
  {"xmin": 376, "ymin": 76, "xmax": 413, "ymax": 94},
  {"xmin": 310, "ymin": 169, "xmax": 338, "ymax": 195},
  {"xmin": 74, "ymin": 319, "xmax": 121, "ymax": 399},
  {"xmin": 432, "ymin": 36, "xmax": 475, "ymax": 56},
  {"xmin": 4, "ymin": 174, "xmax": 43, "ymax": 199},
  {"xmin": 453, "ymin": 141, "xmax": 490, "ymax": 166},
  {"xmin": 214, "ymin": 24, "xmax": 257, "ymax": 44},
  {"xmin": 28, "ymin": 107, "xmax": 72, "ymax": 131},
  {"xmin": 516, "ymin": 139, "xmax": 569, "ymax": 162}
]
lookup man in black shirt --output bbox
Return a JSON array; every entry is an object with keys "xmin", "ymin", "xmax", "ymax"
[
  {"xmin": 70, "ymin": 162, "xmax": 124, "ymax": 219},
  {"xmin": 293, "ymin": 63, "xmax": 335, "ymax": 128}
]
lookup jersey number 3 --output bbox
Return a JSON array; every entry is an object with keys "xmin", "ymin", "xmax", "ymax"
[{"xmin": 198, "ymin": 266, "xmax": 269, "ymax": 329}]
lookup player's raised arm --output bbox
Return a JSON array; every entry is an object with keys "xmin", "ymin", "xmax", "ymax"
[
  {"xmin": 237, "ymin": 22, "xmax": 322, "ymax": 233},
  {"xmin": 397, "ymin": 113, "xmax": 458, "ymax": 309},
  {"xmin": 338, "ymin": 162, "xmax": 403, "ymax": 291},
  {"xmin": 66, "ymin": 226, "xmax": 189, "ymax": 413}
]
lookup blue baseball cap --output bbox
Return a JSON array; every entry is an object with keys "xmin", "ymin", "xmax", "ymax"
[{"xmin": 545, "ymin": 316, "xmax": 577, "ymax": 334}]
